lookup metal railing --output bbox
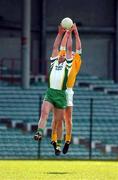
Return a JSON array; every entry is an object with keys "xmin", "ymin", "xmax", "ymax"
[
  {"xmin": 0, "ymin": 57, "xmax": 21, "ymax": 83},
  {"xmin": 0, "ymin": 57, "xmax": 48, "ymax": 84}
]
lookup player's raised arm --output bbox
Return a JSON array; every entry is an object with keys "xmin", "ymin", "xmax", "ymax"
[
  {"xmin": 73, "ymin": 23, "xmax": 82, "ymax": 55},
  {"xmin": 66, "ymin": 30, "xmax": 72, "ymax": 59},
  {"xmin": 59, "ymin": 30, "xmax": 69, "ymax": 51},
  {"xmin": 51, "ymin": 26, "xmax": 65, "ymax": 58}
]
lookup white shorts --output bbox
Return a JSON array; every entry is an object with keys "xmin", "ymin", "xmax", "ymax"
[{"xmin": 66, "ymin": 88, "xmax": 74, "ymax": 107}]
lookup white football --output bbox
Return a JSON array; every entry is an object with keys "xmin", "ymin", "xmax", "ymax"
[{"xmin": 61, "ymin": 17, "xmax": 73, "ymax": 30}]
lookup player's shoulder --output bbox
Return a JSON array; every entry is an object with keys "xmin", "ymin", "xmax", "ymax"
[
  {"xmin": 50, "ymin": 56, "xmax": 58, "ymax": 61},
  {"xmin": 73, "ymin": 53, "xmax": 81, "ymax": 59}
]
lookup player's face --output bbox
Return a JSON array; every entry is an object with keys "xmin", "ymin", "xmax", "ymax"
[{"xmin": 58, "ymin": 54, "xmax": 65, "ymax": 63}]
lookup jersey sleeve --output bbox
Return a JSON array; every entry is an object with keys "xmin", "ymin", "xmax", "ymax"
[
  {"xmin": 73, "ymin": 53, "xmax": 82, "ymax": 74},
  {"xmin": 76, "ymin": 48, "xmax": 82, "ymax": 55},
  {"xmin": 66, "ymin": 53, "xmax": 82, "ymax": 88},
  {"xmin": 50, "ymin": 56, "xmax": 58, "ymax": 66}
]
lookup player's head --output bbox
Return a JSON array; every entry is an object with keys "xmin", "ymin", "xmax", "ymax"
[{"xmin": 58, "ymin": 50, "xmax": 66, "ymax": 62}]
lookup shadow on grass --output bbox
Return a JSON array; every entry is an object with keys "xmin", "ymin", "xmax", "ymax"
[{"xmin": 47, "ymin": 172, "xmax": 72, "ymax": 175}]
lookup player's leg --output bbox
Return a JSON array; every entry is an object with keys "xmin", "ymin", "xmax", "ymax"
[
  {"xmin": 51, "ymin": 115, "xmax": 63, "ymax": 143},
  {"xmin": 51, "ymin": 114, "xmax": 57, "ymax": 143},
  {"xmin": 51, "ymin": 88, "xmax": 67, "ymax": 155},
  {"xmin": 34, "ymin": 100, "xmax": 53, "ymax": 141},
  {"xmin": 51, "ymin": 115, "xmax": 63, "ymax": 152},
  {"xmin": 57, "ymin": 118, "xmax": 63, "ymax": 144},
  {"xmin": 63, "ymin": 88, "xmax": 73, "ymax": 154},
  {"xmin": 52, "ymin": 108, "xmax": 65, "ymax": 155},
  {"xmin": 63, "ymin": 106, "xmax": 73, "ymax": 153},
  {"xmin": 64, "ymin": 106, "xmax": 73, "ymax": 141},
  {"xmin": 51, "ymin": 115, "xmax": 58, "ymax": 151}
]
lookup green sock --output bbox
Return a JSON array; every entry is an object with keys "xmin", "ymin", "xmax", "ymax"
[
  {"xmin": 37, "ymin": 128, "xmax": 44, "ymax": 135},
  {"xmin": 57, "ymin": 140, "xmax": 62, "ymax": 147}
]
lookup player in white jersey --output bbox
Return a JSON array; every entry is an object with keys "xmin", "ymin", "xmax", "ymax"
[
  {"xmin": 51, "ymin": 24, "xmax": 82, "ymax": 155},
  {"xmin": 34, "ymin": 25, "xmax": 73, "ymax": 141}
]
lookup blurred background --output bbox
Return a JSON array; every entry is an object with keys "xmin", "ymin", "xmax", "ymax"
[{"xmin": 0, "ymin": 0, "xmax": 118, "ymax": 160}]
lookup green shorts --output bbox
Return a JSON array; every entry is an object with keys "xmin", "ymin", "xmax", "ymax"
[{"xmin": 44, "ymin": 88, "xmax": 67, "ymax": 109}]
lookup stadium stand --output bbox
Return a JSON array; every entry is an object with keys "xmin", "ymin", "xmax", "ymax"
[{"xmin": 0, "ymin": 74, "xmax": 118, "ymax": 159}]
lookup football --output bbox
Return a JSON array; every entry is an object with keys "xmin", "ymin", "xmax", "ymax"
[{"xmin": 61, "ymin": 17, "xmax": 73, "ymax": 30}]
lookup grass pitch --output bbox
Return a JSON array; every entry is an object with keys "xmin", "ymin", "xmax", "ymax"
[{"xmin": 0, "ymin": 160, "xmax": 118, "ymax": 180}]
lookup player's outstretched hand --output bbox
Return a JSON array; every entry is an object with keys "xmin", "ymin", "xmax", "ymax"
[
  {"xmin": 65, "ymin": 25, "xmax": 74, "ymax": 37},
  {"xmin": 58, "ymin": 25, "xmax": 66, "ymax": 34}
]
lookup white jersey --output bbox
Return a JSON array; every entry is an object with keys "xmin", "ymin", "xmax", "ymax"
[{"xmin": 48, "ymin": 56, "xmax": 72, "ymax": 90}]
